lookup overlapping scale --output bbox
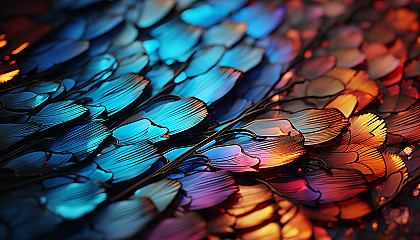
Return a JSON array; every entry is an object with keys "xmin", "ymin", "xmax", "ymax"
[
  {"xmin": 385, "ymin": 104, "xmax": 420, "ymax": 142},
  {"xmin": 171, "ymin": 156, "xmax": 210, "ymax": 176},
  {"xmin": 75, "ymin": 163, "xmax": 114, "ymax": 184},
  {"xmin": 132, "ymin": 0, "xmax": 177, "ymax": 28},
  {"xmin": 379, "ymin": 94, "xmax": 417, "ymax": 113},
  {"xmin": 208, "ymin": 0, "xmax": 248, "ymax": 13},
  {"xmin": 22, "ymin": 39, "xmax": 89, "ymax": 73},
  {"xmin": 324, "ymin": 67, "xmax": 379, "ymax": 111},
  {"xmin": 145, "ymin": 212, "xmax": 207, "ymax": 240},
  {"xmin": 199, "ymin": 144, "xmax": 259, "ymax": 172},
  {"xmin": 223, "ymin": 132, "xmax": 305, "ymax": 169},
  {"xmin": 45, "ymin": 181, "xmax": 106, "ymax": 220},
  {"xmin": 327, "ymin": 25, "xmax": 364, "ymax": 50},
  {"xmin": 177, "ymin": 170, "xmax": 238, "ymax": 210},
  {"xmin": 201, "ymin": 20, "xmax": 247, "ymax": 47},
  {"xmin": 231, "ymin": 2, "xmax": 286, "ymax": 39},
  {"xmin": 242, "ymin": 118, "xmax": 301, "ymax": 137},
  {"xmin": 92, "ymin": 197, "xmax": 157, "ymax": 240},
  {"xmin": 268, "ymin": 169, "xmax": 368, "ymax": 204},
  {"xmin": 300, "ymin": 55, "xmax": 337, "ymax": 80},
  {"xmin": 113, "ymin": 118, "xmax": 169, "ymax": 145},
  {"xmin": 206, "ymin": 118, "xmax": 305, "ymax": 169},
  {"xmin": 263, "ymin": 35, "xmax": 299, "ymax": 66},
  {"xmin": 346, "ymin": 113, "xmax": 387, "ymax": 147},
  {"xmin": 367, "ymin": 53, "xmax": 401, "ymax": 80},
  {"xmin": 47, "ymin": 122, "xmax": 111, "ymax": 160},
  {"xmin": 110, "ymin": 23, "xmax": 137, "ymax": 47},
  {"xmin": 132, "ymin": 178, "xmax": 181, "ymax": 212},
  {"xmin": 184, "ymin": 46, "xmax": 226, "ymax": 77},
  {"xmin": 268, "ymin": 177, "xmax": 322, "ymax": 202},
  {"xmin": 139, "ymin": 97, "xmax": 208, "ymax": 135},
  {"xmin": 112, "ymin": 40, "xmax": 145, "ymax": 59},
  {"xmin": 205, "ymin": 183, "xmax": 313, "ymax": 240},
  {"xmin": 94, "ymin": 142, "xmax": 162, "ymax": 183},
  {"xmin": 0, "ymin": 195, "xmax": 62, "ymax": 240},
  {"xmin": 0, "ymin": 92, "xmax": 49, "ymax": 111},
  {"xmin": 377, "ymin": 151, "xmax": 408, "ymax": 197},
  {"xmin": 83, "ymin": 14, "xmax": 124, "ymax": 41},
  {"xmin": 112, "ymin": 54, "xmax": 149, "ymax": 77},
  {"xmin": 146, "ymin": 64, "xmax": 174, "ymax": 94},
  {"xmin": 247, "ymin": 63, "xmax": 284, "ymax": 97},
  {"xmin": 2, "ymin": 151, "xmax": 72, "ymax": 175},
  {"xmin": 181, "ymin": 4, "xmax": 230, "ymax": 28},
  {"xmin": 306, "ymin": 76, "xmax": 345, "ymax": 97},
  {"xmin": 28, "ymin": 101, "xmax": 88, "ymax": 131},
  {"xmin": 364, "ymin": 25, "xmax": 396, "ymax": 45},
  {"xmin": 218, "ymin": 43, "xmax": 265, "ymax": 72},
  {"xmin": 55, "ymin": 16, "xmax": 85, "ymax": 39},
  {"xmin": 0, "ymin": 123, "xmax": 39, "ymax": 150},
  {"xmin": 151, "ymin": 20, "xmax": 203, "ymax": 61},
  {"xmin": 331, "ymin": 48, "xmax": 366, "ymax": 68},
  {"xmin": 174, "ymin": 66, "xmax": 241, "ymax": 104},
  {"xmin": 271, "ymin": 108, "xmax": 349, "ymax": 146},
  {"xmin": 325, "ymin": 94, "xmax": 358, "ymax": 118},
  {"xmin": 303, "ymin": 195, "xmax": 374, "ymax": 221},
  {"xmin": 21, "ymin": 80, "xmax": 64, "ymax": 98},
  {"xmin": 78, "ymin": 73, "xmax": 149, "ymax": 116},
  {"xmin": 72, "ymin": 54, "xmax": 117, "ymax": 83},
  {"xmin": 318, "ymin": 144, "xmax": 386, "ymax": 181},
  {"xmin": 84, "ymin": 104, "xmax": 107, "ymax": 121},
  {"xmin": 315, "ymin": 152, "xmax": 372, "ymax": 176}
]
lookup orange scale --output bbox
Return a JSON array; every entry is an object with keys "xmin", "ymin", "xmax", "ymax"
[{"xmin": 379, "ymin": 64, "xmax": 403, "ymax": 87}]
